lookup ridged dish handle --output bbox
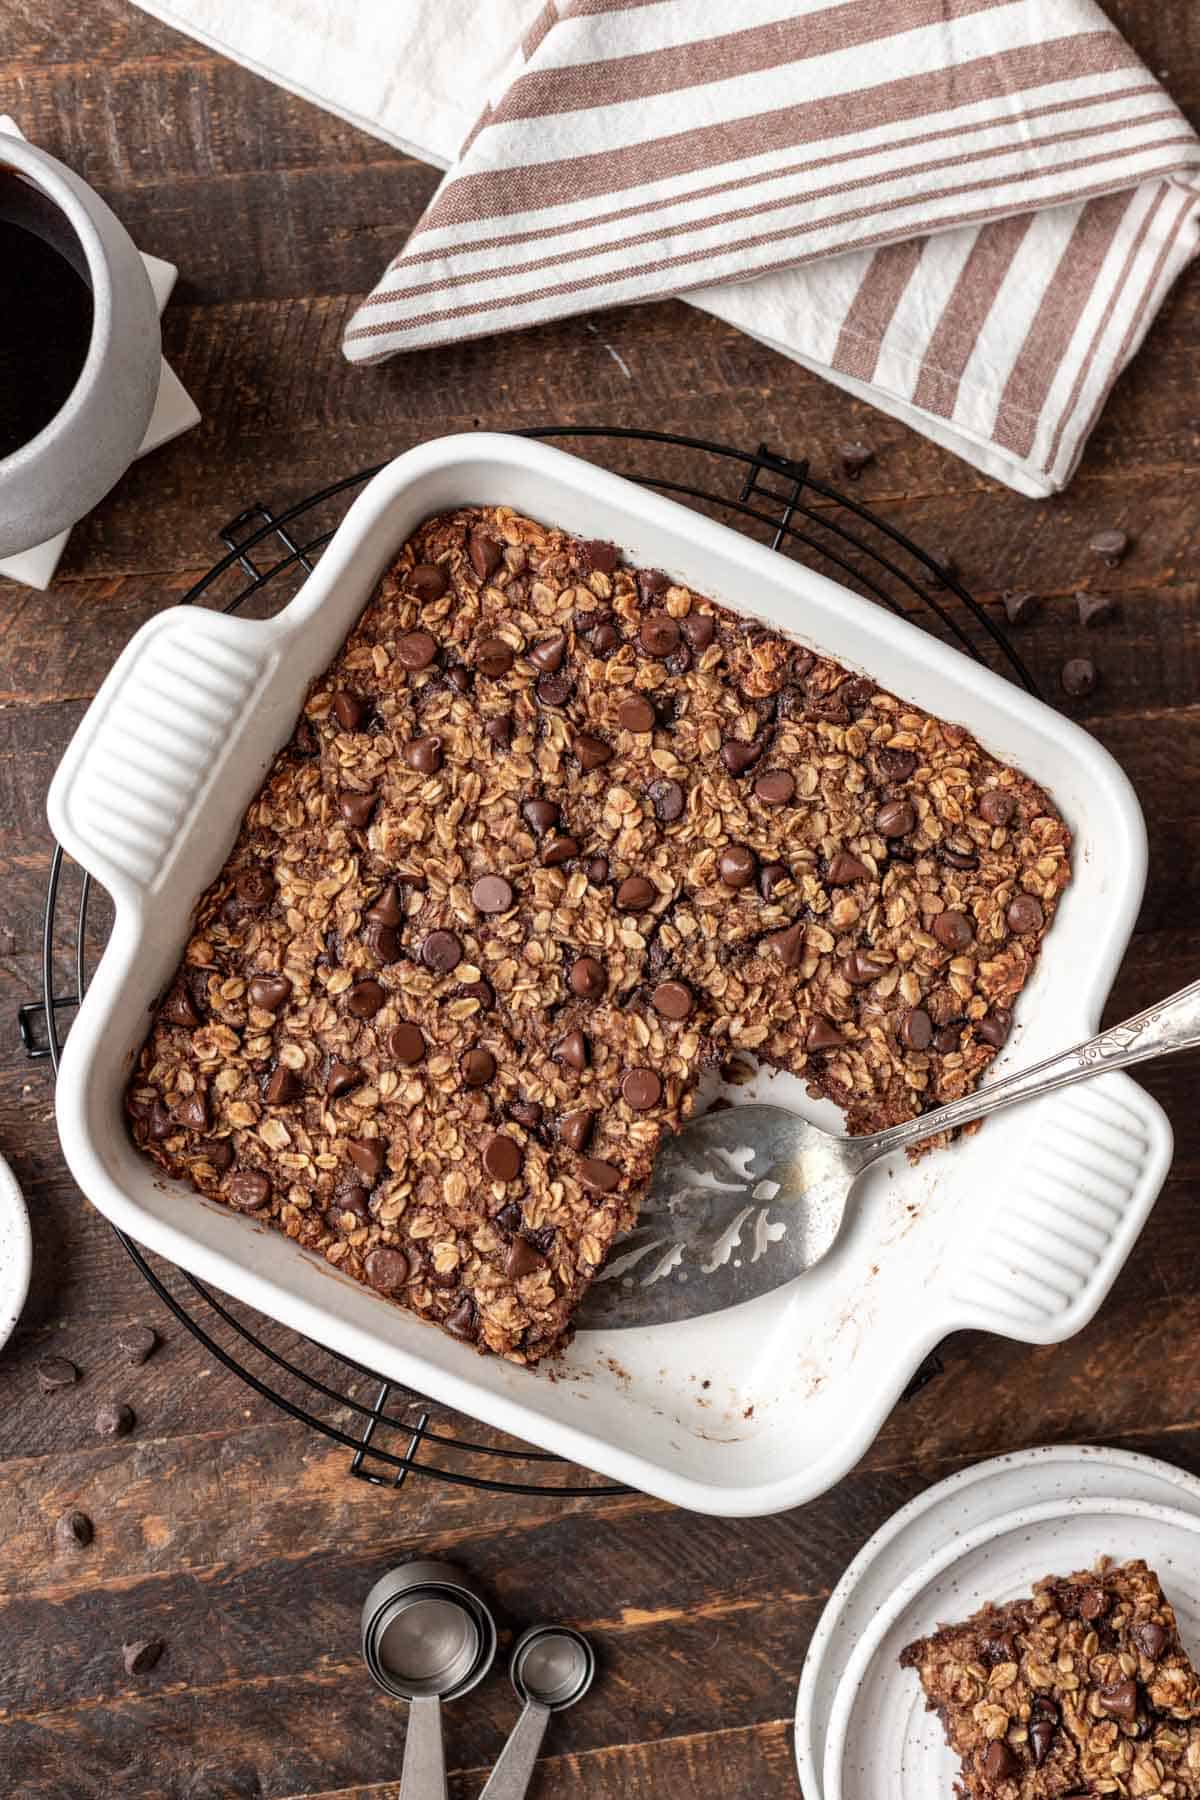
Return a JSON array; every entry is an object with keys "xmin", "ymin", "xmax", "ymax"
[{"xmin": 46, "ymin": 606, "xmax": 277, "ymax": 911}]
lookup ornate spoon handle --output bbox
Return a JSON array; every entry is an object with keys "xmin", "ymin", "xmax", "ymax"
[{"xmin": 857, "ymin": 978, "xmax": 1200, "ymax": 1164}]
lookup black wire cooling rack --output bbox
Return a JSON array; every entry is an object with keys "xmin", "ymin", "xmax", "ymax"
[{"xmin": 20, "ymin": 425, "xmax": 1036, "ymax": 1495}]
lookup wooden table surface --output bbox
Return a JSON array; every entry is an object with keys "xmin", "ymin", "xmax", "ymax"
[{"xmin": 2, "ymin": 3, "xmax": 1199, "ymax": 1796}]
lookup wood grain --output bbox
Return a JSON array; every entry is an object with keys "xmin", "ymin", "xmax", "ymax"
[{"xmin": 1, "ymin": 2, "xmax": 1199, "ymax": 1796}]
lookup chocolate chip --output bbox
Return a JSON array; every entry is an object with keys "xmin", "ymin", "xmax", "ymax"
[
  {"xmin": 529, "ymin": 632, "xmax": 566, "ymax": 673},
  {"xmin": 200, "ymin": 1137, "xmax": 234, "ymax": 1173},
  {"xmin": 457, "ymin": 1046, "xmax": 495, "ymax": 1089},
  {"xmin": 841, "ymin": 677, "xmax": 876, "ymax": 716},
  {"xmin": 522, "ymin": 798, "xmax": 559, "ymax": 835},
  {"xmin": 347, "ymin": 977, "xmax": 386, "ymax": 1018},
  {"xmin": 621, "ymin": 1068, "xmax": 662, "ymax": 1111},
  {"xmin": 1078, "ymin": 1587, "xmax": 1109, "ymax": 1621},
  {"xmin": 509, "ymin": 1100, "xmax": 542, "ymax": 1129},
  {"xmin": 338, "ymin": 792, "xmax": 376, "ymax": 831},
  {"xmin": 827, "ymin": 851, "xmax": 870, "ymax": 885},
  {"xmin": 635, "ymin": 569, "xmax": 668, "ymax": 603},
  {"xmin": 941, "ymin": 843, "xmax": 978, "ymax": 871},
  {"xmin": 616, "ymin": 875, "xmax": 656, "ymax": 911},
  {"xmin": 405, "ymin": 735, "xmax": 443, "ymax": 774},
  {"xmin": 574, "ymin": 732, "xmax": 612, "ymax": 771},
  {"xmin": 553, "ymin": 1029, "xmax": 589, "ymax": 1071},
  {"xmin": 569, "ymin": 955, "xmax": 606, "ymax": 1000},
  {"xmin": 933, "ymin": 910, "xmax": 973, "ymax": 950},
  {"xmin": 718, "ymin": 845, "xmax": 757, "ymax": 888},
  {"xmin": 720, "ymin": 739, "xmax": 762, "ymax": 777},
  {"xmin": 759, "ymin": 861, "xmax": 790, "ymax": 898},
  {"xmin": 123, "ymin": 1638, "xmax": 165, "ymax": 1677},
  {"xmin": 248, "ymin": 974, "xmax": 292, "ymax": 1013},
  {"xmin": 348, "ymin": 1138, "xmax": 386, "ymax": 1182},
  {"xmin": 36, "ymin": 1356, "xmax": 79, "ymax": 1392},
  {"xmin": 841, "ymin": 949, "xmax": 883, "ymax": 986},
  {"xmin": 235, "ymin": 866, "xmax": 275, "ymax": 910},
  {"xmin": 455, "ymin": 979, "xmax": 495, "ymax": 1011},
  {"xmin": 331, "ymin": 1182, "xmax": 371, "ymax": 1224},
  {"xmin": 406, "ymin": 565, "xmax": 447, "ymax": 603},
  {"xmin": 582, "ymin": 538, "xmax": 618, "ymax": 575},
  {"xmin": 397, "ymin": 629, "xmax": 439, "ymax": 669},
  {"xmin": 934, "ymin": 1023, "xmax": 963, "ymax": 1055},
  {"xmin": 754, "ymin": 768, "xmax": 795, "ymax": 806},
  {"xmin": 467, "ymin": 528, "xmax": 502, "ymax": 580},
  {"xmin": 681, "ymin": 612, "xmax": 715, "ymax": 649},
  {"xmin": 542, "ymin": 834, "xmax": 580, "ymax": 866},
  {"xmin": 421, "ymin": 930, "xmax": 463, "ymax": 972},
  {"xmin": 875, "ymin": 799, "xmax": 915, "ymax": 837},
  {"xmin": 445, "ymin": 665, "xmax": 473, "ymax": 694},
  {"xmin": 901, "ymin": 1008, "xmax": 933, "ymax": 1050},
  {"xmin": 55, "ymin": 1508, "xmax": 94, "ymax": 1549},
  {"xmin": 1061, "ymin": 655, "xmax": 1097, "ymax": 697},
  {"xmin": 1097, "ymin": 1677, "xmax": 1138, "ymax": 1722},
  {"xmin": 229, "ymin": 1170, "xmax": 272, "ymax": 1209},
  {"xmin": 444, "ymin": 1298, "xmax": 477, "ymax": 1341},
  {"xmin": 637, "ymin": 612, "xmax": 679, "ymax": 658},
  {"xmin": 363, "ymin": 920, "xmax": 402, "ymax": 963},
  {"xmin": 476, "ymin": 636, "xmax": 514, "ymax": 678},
  {"xmin": 365, "ymin": 1247, "xmax": 409, "ymax": 1292},
  {"xmin": 1134, "ymin": 1621, "xmax": 1168, "ymax": 1660},
  {"xmin": 652, "ymin": 981, "xmax": 693, "ymax": 1020},
  {"xmin": 484, "ymin": 713, "xmax": 512, "ymax": 747},
  {"xmin": 978, "ymin": 1008, "xmax": 1012, "ymax": 1048},
  {"xmin": 765, "ymin": 921, "xmax": 806, "ymax": 966},
  {"xmin": 588, "ymin": 621, "xmax": 619, "ymax": 654},
  {"xmin": 483, "ymin": 1134, "xmax": 522, "ymax": 1181},
  {"xmin": 579, "ymin": 1158, "xmax": 620, "ymax": 1193},
  {"xmin": 979, "ymin": 789, "xmax": 1016, "ymax": 826},
  {"xmin": 175, "ymin": 1094, "xmax": 209, "ymax": 1133},
  {"xmin": 876, "ymin": 747, "xmax": 916, "ymax": 782},
  {"xmin": 536, "ymin": 671, "xmax": 574, "ymax": 708},
  {"xmin": 265, "ymin": 1064, "xmax": 303, "ymax": 1106},
  {"xmin": 1077, "ymin": 590, "xmax": 1118, "ymax": 629},
  {"xmin": 332, "ymin": 690, "xmax": 366, "ymax": 730},
  {"xmin": 96, "ymin": 1402, "xmax": 135, "ymax": 1439},
  {"xmin": 505, "ymin": 1237, "xmax": 546, "ymax": 1279},
  {"xmin": 387, "ymin": 1023, "xmax": 426, "ymax": 1066},
  {"xmin": 1090, "ymin": 527, "xmax": 1130, "ymax": 566},
  {"xmin": 1002, "ymin": 589, "xmax": 1040, "ymax": 625},
  {"xmin": 326, "ymin": 1061, "xmax": 361, "ymax": 1099},
  {"xmin": 118, "ymin": 1324, "xmax": 158, "ymax": 1365},
  {"xmin": 586, "ymin": 856, "xmax": 609, "ymax": 884},
  {"xmin": 807, "ymin": 1017, "xmax": 845, "ymax": 1050},
  {"xmin": 472, "ymin": 873, "xmax": 513, "ymax": 914},
  {"xmin": 648, "ymin": 778, "xmax": 686, "ymax": 822},
  {"xmin": 618, "ymin": 695, "xmax": 656, "ymax": 733},
  {"xmin": 160, "ymin": 985, "xmax": 200, "ymax": 1029},
  {"xmin": 1007, "ymin": 893, "xmax": 1044, "ymax": 934},
  {"xmin": 559, "ymin": 1108, "xmax": 595, "ymax": 1152},
  {"xmin": 1029, "ymin": 1715, "xmax": 1057, "ymax": 1767},
  {"xmin": 979, "ymin": 1739, "xmax": 1017, "ymax": 1782},
  {"xmin": 838, "ymin": 441, "xmax": 874, "ymax": 478},
  {"xmin": 367, "ymin": 884, "xmax": 405, "ymax": 926},
  {"xmin": 147, "ymin": 1099, "xmax": 174, "ymax": 1142}
]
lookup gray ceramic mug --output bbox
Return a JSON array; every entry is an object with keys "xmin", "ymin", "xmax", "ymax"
[{"xmin": 0, "ymin": 136, "xmax": 162, "ymax": 557}]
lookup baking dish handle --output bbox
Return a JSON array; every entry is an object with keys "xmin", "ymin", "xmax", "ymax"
[{"xmin": 46, "ymin": 606, "xmax": 277, "ymax": 912}]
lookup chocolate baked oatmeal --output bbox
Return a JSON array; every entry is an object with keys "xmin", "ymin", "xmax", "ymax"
[
  {"xmin": 901, "ymin": 1559, "xmax": 1200, "ymax": 1798},
  {"xmin": 126, "ymin": 504, "xmax": 1071, "ymax": 1362}
]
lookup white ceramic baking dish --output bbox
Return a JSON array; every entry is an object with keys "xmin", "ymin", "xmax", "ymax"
[{"xmin": 48, "ymin": 433, "xmax": 1170, "ymax": 1517}]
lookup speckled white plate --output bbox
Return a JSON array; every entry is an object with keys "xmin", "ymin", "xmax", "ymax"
[
  {"xmin": 795, "ymin": 1444, "xmax": 1200, "ymax": 1799},
  {"xmin": 823, "ymin": 1493, "xmax": 1200, "ymax": 1800},
  {"xmin": 0, "ymin": 1152, "xmax": 32, "ymax": 1353}
]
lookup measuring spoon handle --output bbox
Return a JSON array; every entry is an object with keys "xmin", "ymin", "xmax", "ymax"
[
  {"xmin": 479, "ymin": 1698, "xmax": 552, "ymax": 1800},
  {"xmin": 400, "ymin": 1693, "xmax": 448, "ymax": 1800},
  {"xmin": 860, "ymin": 976, "xmax": 1200, "ymax": 1163}
]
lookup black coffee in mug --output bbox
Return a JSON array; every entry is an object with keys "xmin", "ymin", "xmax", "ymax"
[{"xmin": 0, "ymin": 216, "xmax": 94, "ymax": 460}]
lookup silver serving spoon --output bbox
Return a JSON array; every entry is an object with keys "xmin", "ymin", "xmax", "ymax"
[
  {"xmin": 578, "ymin": 977, "xmax": 1200, "ymax": 1330},
  {"xmin": 479, "ymin": 1627, "xmax": 595, "ymax": 1800}
]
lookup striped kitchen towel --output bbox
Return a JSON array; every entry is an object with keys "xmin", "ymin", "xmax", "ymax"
[{"xmin": 342, "ymin": 0, "xmax": 1200, "ymax": 496}]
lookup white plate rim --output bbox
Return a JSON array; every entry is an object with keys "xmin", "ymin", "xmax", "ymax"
[
  {"xmin": 0, "ymin": 1152, "xmax": 32, "ymax": 1353},
  {"xmin": 794, "ymin": 1443, "xmax": 1200, "ymax": 1796},
  {"xmin": 823, "ymin": 1492, "xmax": 1200, "ymax": 1800}
]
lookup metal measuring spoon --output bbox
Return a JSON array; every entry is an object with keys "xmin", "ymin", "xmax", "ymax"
[
  {"xmin": 362, "ymin": 1561, "xmax": 497, "ymax": 1800},
  {"xmin": 578, "ymin": 975, "xmax": 1200, "ymax": 1329},
  {"xmin": 479, "ymin": 1626, "xmax": 595, "ymax": 1800}
]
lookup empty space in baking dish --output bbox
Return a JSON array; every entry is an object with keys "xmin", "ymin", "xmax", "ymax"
[{"xmin": 49, "ymin": 434, "xmax": 1167, "ymax": 1514}]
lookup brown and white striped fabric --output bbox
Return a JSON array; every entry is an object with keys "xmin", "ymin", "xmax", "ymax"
[{"xmin": 342, "ymin": 0, "xmax": 1200, "ymax": 495}]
